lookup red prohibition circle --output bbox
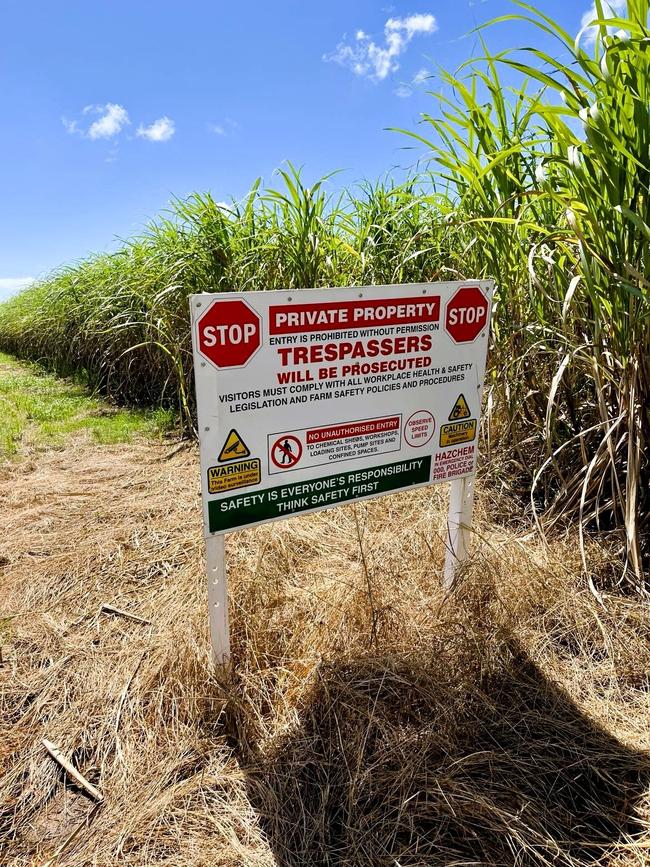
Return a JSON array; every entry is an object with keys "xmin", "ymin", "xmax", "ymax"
[
  {"xmin": 271, "ymin": 435, "xmax": 303, "ymax": 468},
  {"xmin": 404, "ymin": 410, "xmax": 435, "ymax": 447}
]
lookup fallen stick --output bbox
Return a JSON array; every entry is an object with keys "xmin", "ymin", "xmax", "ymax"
[
  {"xmin": 42, "ymin": 739, "xmax": 104, "ymax": 802},
  {"xmin": 99, "ymin": 603, "xmax": 151, "ymax": 625}
]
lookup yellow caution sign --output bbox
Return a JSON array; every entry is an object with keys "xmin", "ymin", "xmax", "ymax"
[
  {"xmin": 208, "ymin": 459, "xmax": 261, "ymax": 493},
  {"xmin": 440, "ymin": 419, "xmax": 477, "ymax": 447},
  {"xmin": 448, "ymin": 393, "xmax": 471, "ymax": 421},
  {"xmin": 218, "ymin": 429, "xmax": 250, "ymax": 462}
]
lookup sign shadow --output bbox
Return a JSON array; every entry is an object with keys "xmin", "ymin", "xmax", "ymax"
[{"xmin": 238, "ymin": 640, "xmax": 649, "ymax": 866}]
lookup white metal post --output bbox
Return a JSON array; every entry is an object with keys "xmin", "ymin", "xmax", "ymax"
[
  {"xmin": 443, "ymin": 475, "xmax": 476, "ymax": 592},
  {"xmin": 206, "ymin": 533, "xmax": 230, "ymax": 665}
]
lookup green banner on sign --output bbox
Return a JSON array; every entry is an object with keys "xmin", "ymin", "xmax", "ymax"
[{"xmin": 208, "ymin": 457, "xmax": 432, "ymax": 533}]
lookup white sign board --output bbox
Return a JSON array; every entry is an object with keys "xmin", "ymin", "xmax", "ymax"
[{"xmin": 190, "ymin": 281, "xmax": 493, "ymax": 662}]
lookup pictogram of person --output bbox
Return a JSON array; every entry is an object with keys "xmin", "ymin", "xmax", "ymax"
[{"xmin": 281, "ymin": 439, "xmax": 293, "ymax": 464}]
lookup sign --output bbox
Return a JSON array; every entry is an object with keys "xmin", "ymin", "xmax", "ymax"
[
  {"xmin": 218, "ymin": 429, "xmax": 250, "ymax": 461},
  {"xmin": 445, "ymin": 285, "xmax": 489, "ymax": 343},
  {"xmin": 270, "ymin": 435, "xmax": 302, "ymax": 469},
  {"xmin": 207, "ymin": 459, "xmax": 261, "ymax": 494},
  {"xmin": 191, "ymin": 281, "xmax": 492, "ymax": 665},
  {"xmin": 404, "ymin": 410, "xmax": 435, "ymax": 446},
  {"xmin": 440, "ymin": 419, "xmax": 477, "ymax": 447},
  {"xmin": 448, "ymin": 393, "xmax": 471, "ymax": 420},
  {"xmin": 197, "ymin": 298, "xmax": 261, "ymax": 368},
  {"xmin": 191, "ymin": 281, "xmax": 492, "ymax": 535}
]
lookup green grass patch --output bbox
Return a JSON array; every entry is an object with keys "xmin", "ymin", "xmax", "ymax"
[{"xmin": 0, "ymin": 352, "xmax": 176, "ymax": 456}]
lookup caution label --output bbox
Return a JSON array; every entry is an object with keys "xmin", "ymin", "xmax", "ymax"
[
  {"xmin": 448, "ymin": 393, "xmax": 471, "ymax": 421},
  {"xmin": 439, "ymin": 419, "xmax": 477, "ymax": 447},
  {"xmin": 218, "ymin": 429, "xmax": 250, "ymax": 462},
  {"xmin": 208, "ymin": 459, "xmax": 261, "ymax": 494}
]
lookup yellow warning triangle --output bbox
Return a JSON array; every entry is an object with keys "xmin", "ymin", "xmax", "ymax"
[
  {"xmin": 448, "ymin": 393, "xmax": 471, "ymax": 421},
  {"xmin": 218, "ymin": 429, "xmax": 251, "ymax": 462}
]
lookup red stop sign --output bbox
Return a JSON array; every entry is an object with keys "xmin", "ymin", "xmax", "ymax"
[
  {"xmin": 196, "ymin": 298, "xmax": 261, "ymax": 368},
  {"xmin": 445, "ymin": 286, "xmax": 489, "ymax": 343}
]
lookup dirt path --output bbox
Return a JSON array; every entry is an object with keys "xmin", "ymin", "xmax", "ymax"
[{"xmin": 1, "ymin": 433, "xmax": 649, "ymax": 865}]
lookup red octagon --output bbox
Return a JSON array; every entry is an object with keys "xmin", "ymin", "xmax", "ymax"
[
  {"xmin": 445, "ymin": 285, "xmax": 489, "ymax": 344},
  {"xmin": 196, "ymin": 298, "xmax": 261, "ymax": 368}
]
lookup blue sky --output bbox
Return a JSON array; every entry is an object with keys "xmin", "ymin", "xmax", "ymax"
[{"xmin": 0, "ymin": 0, "xmax": 602, "ymax": 299}]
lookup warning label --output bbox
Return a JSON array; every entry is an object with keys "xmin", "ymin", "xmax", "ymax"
[
  {"xmin": 448, "ymin": 394, "xmax": 471, "ymax": 421},
  {"xmin": 208, "ymin": 459, "xmax": 261, "ymax": 493},
  {"xmin": 439, "ymin": 419, "xmax": 477, "ymax": 447},
  {"xmin": 432, "ymin": 445, "xmax": 476, "ymax": 482},
  {"xmin": 268, "ymin": 414, "xmax": 402, "ymax": 475},
  {"xmin": 218, "ymin": 429, "xmax": 250, "ymax": 462}
]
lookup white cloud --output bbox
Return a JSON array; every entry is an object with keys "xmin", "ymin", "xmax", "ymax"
[
  {"xmin": 136, "ymin": 116, "xmax": 176, "ymax": 142},
  {"xmin": 62, "ymin": 117, "xmax": 80, "ymax": 135},
  {"xmin": 413, "ymin": 66, "xmax": 430, "ymax": 84},
  {"xmin": 87, "ymin": 103, "xmax": 130, "ymax": 139},
  {"xmin": 393, "ymin": 66, "xmax": 431, "ymax": 98},
  {"xmin": 579, "ymin": 0, "xmax": 626, "ymax": 46},
  {"xmin": 0, "ymin": 277, "xmax": 34, "ymax": 301},
  {"xmin": 389, "ymin": 13, "xmax": 436, "ymax": 40},
  {"xmin": 208, "ymin": 118, "xmax": 239, "ymax": 136},
  {"xmin": 62, "ymin": 104, "xmax": 177, "ymax": 147},
  {"xmin": 324, "ymin": 13, "xmax": 437, "ymax": 81}
]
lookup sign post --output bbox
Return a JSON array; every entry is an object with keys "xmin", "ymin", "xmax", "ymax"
[
  {"xmin": 443, "ymin": 476, "xmax": 476, "ymax": 592},
  {"xmin": 205, "ymin": 534, "xmax": 229, "ymax": 664},
  {"xmin": 190, "ymin": 281, "xmax": 492, "ymax": 665}
]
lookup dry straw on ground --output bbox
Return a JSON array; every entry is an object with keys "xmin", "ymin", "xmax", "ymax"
[{"xmin": 1, "ymin": 437, "xmax": 649, "ymax": 865}]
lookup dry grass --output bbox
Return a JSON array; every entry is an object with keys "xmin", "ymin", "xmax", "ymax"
[{"xmin": 1, "ymin": 437, "xmax": 649, "ymax": 866}]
